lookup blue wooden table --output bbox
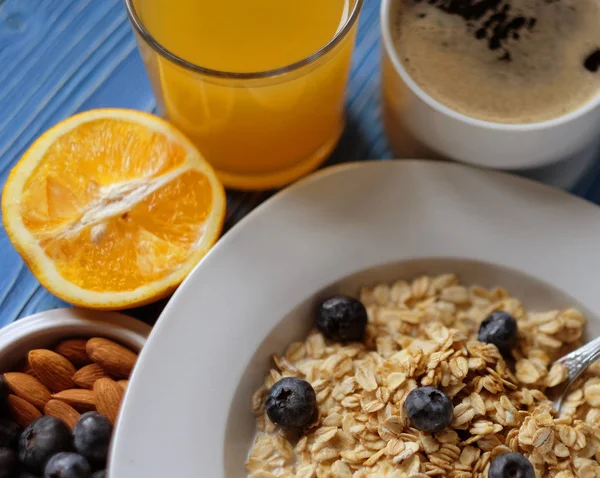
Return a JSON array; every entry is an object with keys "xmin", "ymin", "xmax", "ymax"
[{"xmin": 1, "ymin": 0, "xmax": 599, "ymax": 327}]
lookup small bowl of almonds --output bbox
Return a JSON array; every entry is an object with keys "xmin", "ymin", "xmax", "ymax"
[{"xmin": 0, "ymin": 308, "xmax": 150, "ymax": 477}]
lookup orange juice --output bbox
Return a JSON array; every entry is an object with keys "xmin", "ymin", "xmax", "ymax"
[
  {"xmin": 135, "ymin": 0, "xmax": 349, "ymax": 73},
  {"xmin": 129, "ymin": 0, "xmax": 361, "ymax": 189}
]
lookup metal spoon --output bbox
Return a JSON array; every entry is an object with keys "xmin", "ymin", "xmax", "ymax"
[{"xmin": 550, "ymin": 335, "xmax": 600, "ymax": 413}]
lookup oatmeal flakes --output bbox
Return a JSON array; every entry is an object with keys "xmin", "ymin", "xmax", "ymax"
[
  {"xmin": 411, "ymin": 276, "xmax": 430, "ymax": 299},
  {"xmin": 584, "ymin": 378, "xmax": 600, "ymax": 407},
  {"xmin": 546, "ymin": 363, "xmax": 569, "ymax": 388},
  {"xmin": 440, "ymin": 286, "xmax": 470, "ymax": 304},
  {"xmin": 247, "ymin": 275, "xmax": 596, "ymax": 477},
  {"xmin": 249, "ymin": 471, "xmax": 277, "ymax": 478}
]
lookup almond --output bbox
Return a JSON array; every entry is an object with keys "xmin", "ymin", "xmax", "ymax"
[
  {"xmin": 73, "ymin": 364, "xmax": 109, "ymax": 390},
  {"xmin": 28, "ymin": 349, "xmax": 76, "ymax": 392},
  {"xmin": 86, "ymin": 338, "xmax": 137, "ymax": 379},
  {"xmin": 51, "ymin": 389, "xmax": 96, "ymax": 412},
  {"xmin": 118, "ymin": 380, "xmax": 128, "ymax": 391},
  {"xmin": 94, "ymin": 378, "xmax": 124, "ymax": 425},
  {"xmin": 44, "ymin": 399, "xmax": 81, "ymax": 430},
  {"xmin": 55, "ymin": 339, "xmax": 93, "ymax": 367},
  {"xmin": 4, "ymin": 372, "xmax": 52, "ymax": 410},
  {"xmin": 7, "ymin": 394, "xmax": 42, "ymax": 427}
]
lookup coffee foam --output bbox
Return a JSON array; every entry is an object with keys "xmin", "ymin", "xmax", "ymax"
[{"xmin": 393, "ymin": 0, "xmax": 600, "ymax": 123}]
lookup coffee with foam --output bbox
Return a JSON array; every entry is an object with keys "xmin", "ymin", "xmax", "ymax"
[{"xmin": 392, "ymin": 0, "xmax": 600, "ymax": 124}]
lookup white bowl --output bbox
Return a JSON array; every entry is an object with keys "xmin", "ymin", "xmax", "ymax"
[
  {"xmin": 111, "ymin": 160, "xmax": 600, "ymax": 478},
  {"xmin": 0, "ymin": 309, "xmax": 151, "ymax": 372}
]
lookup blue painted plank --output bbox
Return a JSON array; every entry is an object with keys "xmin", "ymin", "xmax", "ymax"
[{"xmin": 77, "ymin": 48, "xmax": 155, "ymax": 112}]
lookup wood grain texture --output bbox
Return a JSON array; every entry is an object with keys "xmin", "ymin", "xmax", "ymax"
[
  {"xmin": 0, "ymin": 0, "xmax": 154, "ymax": 325},
  {"xmin": 0, "ymin": 0, "xmax": 598, "ymax": 327}
]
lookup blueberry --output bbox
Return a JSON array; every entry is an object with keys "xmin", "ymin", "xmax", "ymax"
[
  {"xmin": 19, "ymin": 416, "xmax": 72, "ymax": 473},
  {"xmin": 73, "ymin": 413, "xmax": 112, "ymax": 467},
  {"xmin": 44, "ymin": 452, "xmax": 91, "ymax": 478},
  {"xmin": 316, "ymin": 296, "xmax": 368, "ymax": 342},
  {"xmin": 0, "ymin": 417, "xmax": 21, "ymax": 448},
  {"xmin": 0, "ymin": 447, "xmax": 17, "ymax": 478},
  {"xmin": 488, "ymin": 452, "xmax": 534, "ymax": 478},
  {"xmin": 404, "ymin": 386, "xmax": 453, "ymax": 434},
  {"xmin": 0, "ymin": 376, "xmax": 9, "ymax": 403},
  {"xmin": 265, "ymin": 377, "xmax": 317, "ymax": 428},
  {"xmin": 478, "ymin": 311, "xmax": 518, "ymax": 353},
  {"xmin": 91, "ymin": 471, "xmax": 105, "ymax": 478}
]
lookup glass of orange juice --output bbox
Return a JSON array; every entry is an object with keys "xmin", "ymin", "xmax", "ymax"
[{"xmin": 124, "ymin": 0, "xmax": 363, "ymax": 190}]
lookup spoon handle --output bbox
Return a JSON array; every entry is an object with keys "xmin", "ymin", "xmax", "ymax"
[
  {"xmin": 555, "ymin": 335, "xmax": 600, "ymax": 382},
  {"xmin": 552, "ymin": 335, "xmax": 600, "ymax": 413}
]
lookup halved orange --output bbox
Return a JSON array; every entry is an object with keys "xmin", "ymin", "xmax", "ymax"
[{"xmin": 2, "ymin": 109, "xmax": 226, "ymax": 310}]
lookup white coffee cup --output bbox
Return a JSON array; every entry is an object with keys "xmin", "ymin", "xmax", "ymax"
[{"xmin": 380, "ymin": 0, "xmax": 600, "ymax": 170}]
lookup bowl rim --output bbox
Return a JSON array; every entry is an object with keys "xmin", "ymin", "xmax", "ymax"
[
  {"xmin": 0, "ymin": 308, "xmax": 152, "ymax": 355},
  {"xmin": 111, "ymin": 160, "xmax": 600, "ymax": 477}
]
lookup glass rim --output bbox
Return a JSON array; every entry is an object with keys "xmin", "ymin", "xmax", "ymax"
[{"xmin": 123, "ymin": 0, "xmax": 364, "ymax": 80}]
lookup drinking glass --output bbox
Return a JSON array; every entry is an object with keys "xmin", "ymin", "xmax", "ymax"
[{"xmin": 124, "ymin": 0, "xmax": 363, "ymax": 190}]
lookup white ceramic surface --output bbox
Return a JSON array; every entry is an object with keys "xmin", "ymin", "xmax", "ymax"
[
  {"xmin": 111, "ymin": 161, "xmax": 600, "ymax": 478},
  {"xmin": 0, "ymin": 309, "xmax": 151, "ymax": 371},
  {"xmin": 379, "ymin": 0, "xmax": 600, "ymax": 170}
]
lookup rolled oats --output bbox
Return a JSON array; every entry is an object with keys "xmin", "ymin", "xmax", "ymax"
[{"xmin": 246, "ymin": 274, "xmax": 600, "ymax": 477}]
